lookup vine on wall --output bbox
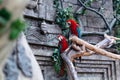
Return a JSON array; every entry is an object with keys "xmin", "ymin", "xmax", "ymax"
[{"xmin": 113, "ymin": 0, "xmax": 120, "ymax": 53}]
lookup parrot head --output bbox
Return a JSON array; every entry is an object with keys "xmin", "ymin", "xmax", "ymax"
[
  {"xmin": 57, "ymin": 35, "xmax": 68, "ymax": 53},
  {"xmin": 57, "ymin": 35, "xmax": 65, "ymax": 42},
  {"xmin": 66, "ymin": 19, "xmax": 77, "ymax": 28}
]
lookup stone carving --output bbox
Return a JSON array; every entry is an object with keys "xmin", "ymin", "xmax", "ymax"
[
  {"xmin": 17, "ymin": 43, "xmax": 32, "ymax": 77},
  {"xmin": 26, "ymin": 25, "xmax": 59, "ymax": 47},
  {"xmin": 26, "ymin": 0, "xmax": 38, "ymax": 11},
  {"xmin": 3, "ymin": 35, "xmax": 33, "ymax": 80},
  {"xmin": 24, "ymin": 0, "xmax": 38, "ymax": 17},
  {"xmin": 3, "ymin": 33, "xmax": 44, "ymax": 80},
  {"xmin": 3, "ymin": 51, "xmax": 19, "ymax": 80}
]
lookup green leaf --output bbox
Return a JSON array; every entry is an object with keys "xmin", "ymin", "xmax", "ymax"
[
  {"xmin": 9, "ymin": 19, "xmax": 25, "ymax": 40},
  {"xmin": 9, "ymin": 29, "xmax": 19, "ymax": 40},
  {"xmin": 51, "ymin": 49, "xmax": 62, "ymax": 73},
  {"xmin": 0, "ymin": 8, "xmax": 11, "ymax": 21}
]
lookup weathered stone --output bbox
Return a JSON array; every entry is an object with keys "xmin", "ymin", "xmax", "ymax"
[
  {"xmin": 38, "ymin": 0, "xmax": 56, "ymax": 21},
  {"xmin": 38, "ymin": 4, "xmax": 46, "ymax": 19},
  {"xmin": 38, "ymin": 0, "xmax": 43, "ymax": 4},
  {"xmin": 64, "ymin": 0, "xmax": 78, "ymax": 4},
  {"xmin": 63, "ymin": 2, "xmax": 78, "ymax": 13},
  {"xmin": 87, "ymin": 16, "xmax": 106, "ymax": 28},
  {"xmin": 17, "ymin": 43, "xmax": 32, "ymax": 77},
  {"xmin": 41, "ymin": 21, "xmax": 62, "ymax": 34},
  {"xmin": 45, "ymin": 0, "xmax": 56, "ymax": 21},
  {"xmin": 36, "ymin": 54, "xmax": 120, "ymax": 80},
  {"xmin": 24, "ymin": 18, "xmax": 38, "ymax": 27},
  {"xmin": 102, "ymin": 0, "xmax": 113, "ymax": 18},
  {"xmin": 18, "ymin": 33, "xmax": 44, "ymax": 80},
  {"xmin": 24, "ymin": 0, "xmax": 38, "ymax": 18},
  {"xmin": 42, "ymin": 67, "xmax": 67, "ymax": 80},
  {"xmin": 30, "ymin": 45, "xmax": 54, "ymax": 56},
  {"xmin": 82, "ymin": 35, "xmax": 103, "ymax": 44},
  {"xmin": 79, "ymin": 16, "xmax": 87, "ymax": 27},
  {"xmin": 26, "ymin": 26, "xmax": 59, "ymax": 47},
  {"xmin": 85, "ymin": 0, "xmax": 113, "ymax": 19},
  {"xmin": 3, "ymin": 51, "xmax": 19, "ymax": 80},
  {"xmin": 85, "ymin": 10, "xmax": 101, "ymax": 17},
  {"xmin": 23, "ymin": 0, "xmax": 120, "ymax": 80},
  {"xmin": 84, "ymin": 27, "xmax": 100, "ymax": 32},
  {"xmin": 90, "ymin": 0, "xmax": 103, "ymax": 9}
]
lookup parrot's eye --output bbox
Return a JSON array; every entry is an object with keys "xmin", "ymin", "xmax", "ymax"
[{"xmin": 67, "ymin": 22, "xmax": 71, "ymax": 26}]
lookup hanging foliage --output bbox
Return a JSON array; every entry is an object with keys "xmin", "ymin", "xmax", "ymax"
[
  {"xmin": 52, "ymin": 0, "xmax": 74, "ymax": 76},
  {"xmin": 113, "ymin": 0, "xmax": 120, "ymax": 53},
  {"xmin": 51, "ymin": 49, "xmax": 61, "ymax": 73}
]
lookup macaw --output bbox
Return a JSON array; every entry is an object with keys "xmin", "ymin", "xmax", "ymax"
[
  {"xmin": 57, "ymin": 35, "xmax": 68, "ymax": 53},
  {"xmin": 66, "ymin": 19, "xmax": 82, "ymax": 62},
  {"xmin": 66, "ymin": 19, "xmax": 81, "ymax": 38},
  {"xmin": 57, "ymin": 35, "xmax": 68, "ymax": 77}
]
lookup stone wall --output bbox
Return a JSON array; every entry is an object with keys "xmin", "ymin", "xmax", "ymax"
[{"xmin": 24, "ymin": 0, "xmax": 120, "ymax": 80}]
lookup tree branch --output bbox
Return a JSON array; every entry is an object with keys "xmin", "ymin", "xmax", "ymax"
[
  {"xmin": 70, "ymin": 36, "xmax": 120, "ymax": 59},
  {"xmin": 61, "ymin": 48, "xmax": 78, "ymax": 80},
  {"xmin": 77, "ymin": 0, "xmax": 111, "ymax": 34}
]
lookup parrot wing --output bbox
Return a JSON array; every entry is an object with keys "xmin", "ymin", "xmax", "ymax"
[{"xmin": 76, "ymin": 26, "xmax": 81, "ymax": 38}]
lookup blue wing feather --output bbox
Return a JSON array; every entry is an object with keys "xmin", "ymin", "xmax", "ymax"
[
  {"xmin": 58, "ymin": 44, "xmax": 61, "ymax": 53},
  {"xmin": 76, "ymin": 27, "xmax": 81, "ymax": 38}
]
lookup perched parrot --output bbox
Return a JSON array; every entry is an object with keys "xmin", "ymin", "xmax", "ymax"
[
  {"xmin": 66, "ymin": 19, "xmax": 82, "ymax": 62},
  {"xmin": 57, "ymin": 35, "xmax": 68, "ymax": 53},
  {"xmin": 57, "ymin": 35, "xmax": 68, "ymax": 77},
  {"xmin": 66, "ymin": 19, "xmax": 81, "ymax": 38}
]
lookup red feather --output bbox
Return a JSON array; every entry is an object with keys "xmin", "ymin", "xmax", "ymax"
[
  {"xmin": 57, "ymin": 35, "xmax": 68, "ymax": 53},
  {"xmin": 66, "ymin": 19, "xmax": 78, "ymax": 37},
  {"xmin": 57, "ymin": 35, "xmax": 68, "ymax": 77}
]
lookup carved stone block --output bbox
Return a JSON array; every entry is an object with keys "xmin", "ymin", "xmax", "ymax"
[
  {"xmin": 102, "ymin": 0, "xmax": 113, "ymax": 18},
  {"xmin": 87, "ymin": 16, "xmax": 105, "ymax": 28},
  {"xmin": 86, "ymin": 0, "xmax": 113, "ymax": 18},
  {"xmin": 79, "ymin": 16, "xmax": 87, "ymax": 27},
  {"xmin": 38, "ymin": 0, "xmax": 56, "ymax": 21},
  {"xmin": 25, "ymin": 26, "xmax": 59, "ymax": 47},
  {"xmin": 30, "ymin": 45, "xmax": 54, "ymax": 56},
  {"xmin": 41, "ymin": 21, "xmax": 62, "ymax": 34},
  {"xmin": 63, "ymin": 2, "xmax": 78, "ymax": 13},
  {"xmin": 82, "ymin": 35, "xmax": 104, "ymax": 44},
  {"xmin": 38, "ymin": 4, "xmax": 46, "ymax": 19},
  {"xmin": 90, "ymin": 0, "xmax": 103, "ymax": 9},
  {"xmin": 34, "ymin": 54, "xmax": 120, "ymax": 80},
  {"xmin": 24, "ymin": 0, "xmax": 38, "ymax": 18},
  {"xmin": 64, "ymin": 0, "xmax": 78, "ymax": 4}
]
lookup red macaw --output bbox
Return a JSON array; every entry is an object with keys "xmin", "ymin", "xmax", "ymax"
[
  {"xmin": 57, "ymin": 35, "xmax": 68, "ymax": 53},
  {"xmin": 66, "ymin": 19, "xmax": 81, "ymax": 38},
  {"xmin": 57, "ymin": 35, "xmax": 68, "ymax": 77},
  {"xmin": 66, "ymin": 19, "xmax": 82, "ymax": 62}
]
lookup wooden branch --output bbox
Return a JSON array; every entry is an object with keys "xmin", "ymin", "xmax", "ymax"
[
  {"xmin": 109, "ymin": 18, "xmax": 117, "ymax": 30},
  {"xmin": 70, "ymin": 36, "xmax": 120, "ymax": 59},
  {"xmin": 70, "ymin": 34, "xmax": 116, "ymax": 57},
  {"xmin": 61, "ymin": 51, "xmax": 78, "ymax": 80}
]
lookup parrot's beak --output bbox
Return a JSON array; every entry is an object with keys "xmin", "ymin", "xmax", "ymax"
[
  {"xmin": 56, "ymin": 36, "xmax": 60, "ymax": 41},
  {"xmin": 66, "ymin": 22, "xmax": 71, "ymax": 28}
]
